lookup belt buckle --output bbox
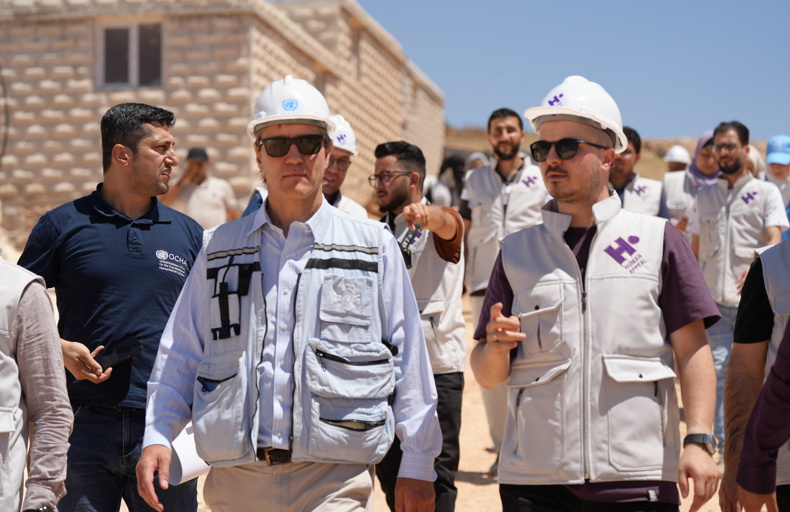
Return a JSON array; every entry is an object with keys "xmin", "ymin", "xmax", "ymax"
[{"xmin": 259, "ymin": 447, "xmax": 289, "ymax": 466}]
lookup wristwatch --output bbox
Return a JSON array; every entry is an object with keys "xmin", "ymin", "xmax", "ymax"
[
  {"xmin": 683, "ymin": 433, "xmax": 716, "ymax": 455},
  {"xmin": 23, "ymin": 507, "xmax": 55, "ymax": 512}
]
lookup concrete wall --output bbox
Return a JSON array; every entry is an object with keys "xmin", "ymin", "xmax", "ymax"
[{"xmin": 0, "ymin": 0, "xmax": 444, "ymax": 248}]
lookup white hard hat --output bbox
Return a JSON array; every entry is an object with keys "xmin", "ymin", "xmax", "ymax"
[
  {"xmin": 247, "ymin": 75, "xmax": 335, "ymax": 139},
  {"xmin": 664, "ymin": 145, "xmax": 691, "ymax": 165},
  {"xmin": 329, "ymin": 114, "xmax": 358, "ymax": 155},
  {"xmin": 524, "ymin": 75, "xmax": 627, "ymax": 153}
]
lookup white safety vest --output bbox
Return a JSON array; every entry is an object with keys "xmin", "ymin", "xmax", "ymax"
[
  {"xmin": 464, "ymin": 159, "xmax": 549, "ymax": 293},
  {"xmin": 663, "ymin": 170, "xmax": 695, "ymax": 222},
  {"xmin": 697, "ymin": 175, "xmax": 776, "ymax": 306},
  {"xmin": 387, "ymin": 202, "xmax": 465, "ymax": 374},
  {"xmin": 0, "ymin": 261, "xmax": 41, "ymax": 509},
  {"xmin": 497, "ymin": 195, "xmax": 679, "ymax": 485},
  {"xmin": 191, "ymin": 209, "xmax": 396, "ymax": 467},
  {"xmin": 620, "ymin": 174, "xmax": 664, "ymax": 216}
]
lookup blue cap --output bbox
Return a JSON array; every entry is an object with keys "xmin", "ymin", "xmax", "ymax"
[{"xmin": 766, "ymin": 135, "xmax": 790, "ymax": 165}]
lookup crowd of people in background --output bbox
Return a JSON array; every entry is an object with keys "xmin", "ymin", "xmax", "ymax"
[{"xmin": 5, "ymin": 70, "xmax": 790, "ymax": 512}]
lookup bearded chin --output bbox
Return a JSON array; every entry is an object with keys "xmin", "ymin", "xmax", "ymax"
[
  {"xmin": 719, "ymin": 161, "xmax": 741, "ymax": 174},
  {"xmin": 495, "ymin": 145, "xmax": 520, "ymax": 161}
]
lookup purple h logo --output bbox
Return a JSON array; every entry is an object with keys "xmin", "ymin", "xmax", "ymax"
[
  {"xmin": 337, "ymin": 133, "xmax": 347, "ymax": 144},
  {"xmin": 523, "ymin": 176, "xmax": 537, "ymax": 188},
  {"xmin": 742, "ymin": 191, "xmax": 758, "ymax": 204},
  {"xmin": 547, "ymin": 94, "xmax": 564, "ymax": 106},
  {"xmin": 634, "ymin": 185, "xmax": 647, "ymax": 196},
  {"xmin": 604, "ymin": 236, "xmax": 640, "ymax": 264}
]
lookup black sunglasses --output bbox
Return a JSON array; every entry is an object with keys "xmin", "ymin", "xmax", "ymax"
[
  {"xmin": 256, "ymin": 135, "xmax": 328, "ymax": 157},
  {"xmin": 530, "ymin": 138, "xmax": 610, "ymax": 162}
]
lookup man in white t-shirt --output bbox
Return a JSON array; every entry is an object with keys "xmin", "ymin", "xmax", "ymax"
[
  {"xmin": 160, "ymin": 147, "xmax": 240, "ymax": 229},
  {"xmin": 686, "ymin": 120, "xmax": 789, "ymax": 456}
]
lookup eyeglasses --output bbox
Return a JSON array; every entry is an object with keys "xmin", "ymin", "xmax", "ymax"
[
  {"xmin": 712, "ymin": 143, "xmax": 739, "ymax": 154},
  {"xmin": 329, "ymin": 156, "xmax": 352, "ymax": 171},
  {"xmin": 256, "ymin": 135, "xmax": 328, "ymax": 157},
  {"xmin": 368, "ymin": 170, "xmax": 412, "ymax": 187},
  {"xmin": 529, "ymin": 138, "xmax": 610, "ymax": 162}
]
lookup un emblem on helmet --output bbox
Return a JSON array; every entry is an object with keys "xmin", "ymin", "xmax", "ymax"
[{"xmin": 282, "ymin": 98, "xmax": 298, "ymax": 111}]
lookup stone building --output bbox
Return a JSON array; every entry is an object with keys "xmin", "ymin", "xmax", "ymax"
[{"xmin": 0, "ymin": 0, "xmax": 445, "ymax": 248}]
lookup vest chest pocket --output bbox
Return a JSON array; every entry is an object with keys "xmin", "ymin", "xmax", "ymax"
[
  {"xmin": 514, "ymin": 284, "xmax": 564, "ymax": 357},
  {"xmin": 304, "ymin": 337, "xmax": 395, "ymax": 463},
  {"xmin": 319, "ymin": 275, "xmax": 373, "ymax": 343},
  {"xmin": 602, "ymin": 355, "xmax": 677, "ymax": 472}
]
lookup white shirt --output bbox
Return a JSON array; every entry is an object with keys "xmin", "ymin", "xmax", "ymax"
[{"xmin": 144, "ymin": 200, "xmax": 441, "ymax": 480}]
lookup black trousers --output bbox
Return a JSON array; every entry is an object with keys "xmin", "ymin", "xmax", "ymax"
[
  {"xmin": 375, "ymin": 372, "xmax": 464, "ymax": 512},
  {"xmin": 499, "ymin": 485, "xmax": 680, "ymax": 512},
  {"xmin": 777, "ymin": 484, "xmax": 790, "ymax": 511}
]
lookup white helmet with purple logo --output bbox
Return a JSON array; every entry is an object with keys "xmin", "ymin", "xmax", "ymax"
[{"xmin": 524, "ymin": 75, "xmax": 627, "ymax": 153}]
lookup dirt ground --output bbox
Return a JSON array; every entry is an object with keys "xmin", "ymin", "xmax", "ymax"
[{"xmin": 139, "ymin": 295, "xmax": 722, "ymax": 512}]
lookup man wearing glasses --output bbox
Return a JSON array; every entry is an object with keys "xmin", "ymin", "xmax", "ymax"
[
  {"xmin": 137, "ymin": 76, "xmax": 441, "ymax": 512},
  {"xmin": 458, "ymin": 108, "xmax": 550, "ymax": 474},
  {"xmin": 471, "ymin": 75, "xmax": 720, "ymax": 511},
  {"xmin": 686, "ymin": 121, "xmax": 788, "ymax": 462},
  {"xmin": 371, "ymin": 141, "xmax": 465, "ymax": 512},
  {"xmin": 241, "ymin": 113, "xmax": 368, "ymax": 219}
]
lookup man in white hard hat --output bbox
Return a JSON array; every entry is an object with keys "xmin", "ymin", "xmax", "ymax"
[
  {"xmin": 458, "ymin": 108, "xmax": 550, "ymax": 475},
  {"xmin": 137, "ymin": 75, "xmax": 441, "ymax": 512},
  {"xmin": 686, "ymin": 121, "xmax": 788, "ymax": 463},
  {"xmin": 665, "ymin": 145, "xmax": 692, "ymax": 173},
  {"xmin": 241, "ymin": 113, "xmax": 369, "ymax": 219},
  {"xmin": 371, "ymin": 141, "xmax": 465, "ymax": 512},
  {"xmin": 322, "ymin": 114, "xmax": 368, "ymax": 217},
  {"xmin": 470, "ymin": 75, "xmax": 720, "ymax": 511},
  {"xmin": 609, "ymin": 126, "xmax": 670, "ymax": 218}
]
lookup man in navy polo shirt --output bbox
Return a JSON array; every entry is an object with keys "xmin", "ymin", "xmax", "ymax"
[{"xmin": 18, "ymin": 102, "xmax": 203, "ymax": 512}]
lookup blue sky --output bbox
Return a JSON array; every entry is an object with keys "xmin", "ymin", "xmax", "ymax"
[{"xmin": 357, "ymin": 0, "xmax": 790, "ymax": 141}]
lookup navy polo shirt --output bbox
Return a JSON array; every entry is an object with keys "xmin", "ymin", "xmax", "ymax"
[{"xmin": 18, "ymin": 184, "xmax": 203, "ymax": 409}]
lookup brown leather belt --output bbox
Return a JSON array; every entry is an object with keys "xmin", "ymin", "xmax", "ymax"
[{"xmin": 256, "ymin": 447, "xmax": 292, "ymax": 466}]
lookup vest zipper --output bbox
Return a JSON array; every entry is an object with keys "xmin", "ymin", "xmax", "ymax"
[
  {"xmin": 565, "ymin": 229, "xmax": 595, "ymax": 480},
  {"xmin": 721, "ymin": 195, "xmax": 731, "ymax": 302},
  {"xmin": 314, "ymin": 349, "xmax": 390, "ymax": 371}
]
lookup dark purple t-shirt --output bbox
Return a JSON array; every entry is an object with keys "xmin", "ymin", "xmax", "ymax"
[{"xmin": 474, "ymin": 222, "xmax": 720, "ymax": 504}]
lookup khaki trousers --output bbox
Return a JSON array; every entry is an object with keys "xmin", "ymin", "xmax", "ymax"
[{"xmin": 203, "ymin": 459, "xmax": 375, "ymax": 511}]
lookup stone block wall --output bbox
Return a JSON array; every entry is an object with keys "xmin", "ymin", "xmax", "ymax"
[{"xmin": 0, "ymin": 0, "xmax": 445, "ymax": 248}]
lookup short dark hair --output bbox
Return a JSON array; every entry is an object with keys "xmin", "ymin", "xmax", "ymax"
[
  {"xmin": 714, "ymin": 120, "xmax": 749, "ymax": 146},
  {"xmin": 623, "ymin": 126, "xmax": 641, "ymax": 154},
  {"xmin": 488, "ymin": 108, "xmax": 523, "ymax": 133},
  {"xmin": 101, "ymin": 102, "xmax": 175, "ymax": 172},
  {"xmin": 374, "ymin": 141, "xmax": 426, "ymax": 182}
]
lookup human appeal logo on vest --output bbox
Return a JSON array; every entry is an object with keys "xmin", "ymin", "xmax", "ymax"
[
  {"xmin": 741, "ymin": 191, "xmax": 758, "ymax": 205},
  {"xmin": 604, "ymin": 235, "xmax": 648, "ymax": 274},
  {"xmin": 156, "ymin": 250, "xmax": 190, "ymax": 277}
]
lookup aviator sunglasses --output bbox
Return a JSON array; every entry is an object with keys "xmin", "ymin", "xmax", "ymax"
[
  {"xmin": 256, "ymin": 134, "xmax": 328, "ymax": 157},
  {"xmin": 529, "ymin": 138, "xmax": 610, "ymax": 163}
]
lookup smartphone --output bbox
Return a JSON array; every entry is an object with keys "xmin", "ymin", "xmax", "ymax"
[{"xmin": 94, "ymin": 335, "xmax": 143, "ymax": 369}]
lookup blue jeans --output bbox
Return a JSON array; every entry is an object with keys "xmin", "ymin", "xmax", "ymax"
[
  {"xmin": 58, "ymin": 405, "xmax": 198, "ymax": 512},
  {"xmin": 705, "ymin": 303, "xmax": 738, "ymax": 452}
]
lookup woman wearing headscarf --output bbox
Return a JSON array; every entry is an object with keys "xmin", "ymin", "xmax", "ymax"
[{"xmin": 664, "ymin": 130, "xmax": 721, "ymax": 235}]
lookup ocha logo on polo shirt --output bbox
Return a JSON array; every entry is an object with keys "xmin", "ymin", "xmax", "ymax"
[{"xmin": 156, "ymin": 249, "xmax": 190, "ymax": 277}]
